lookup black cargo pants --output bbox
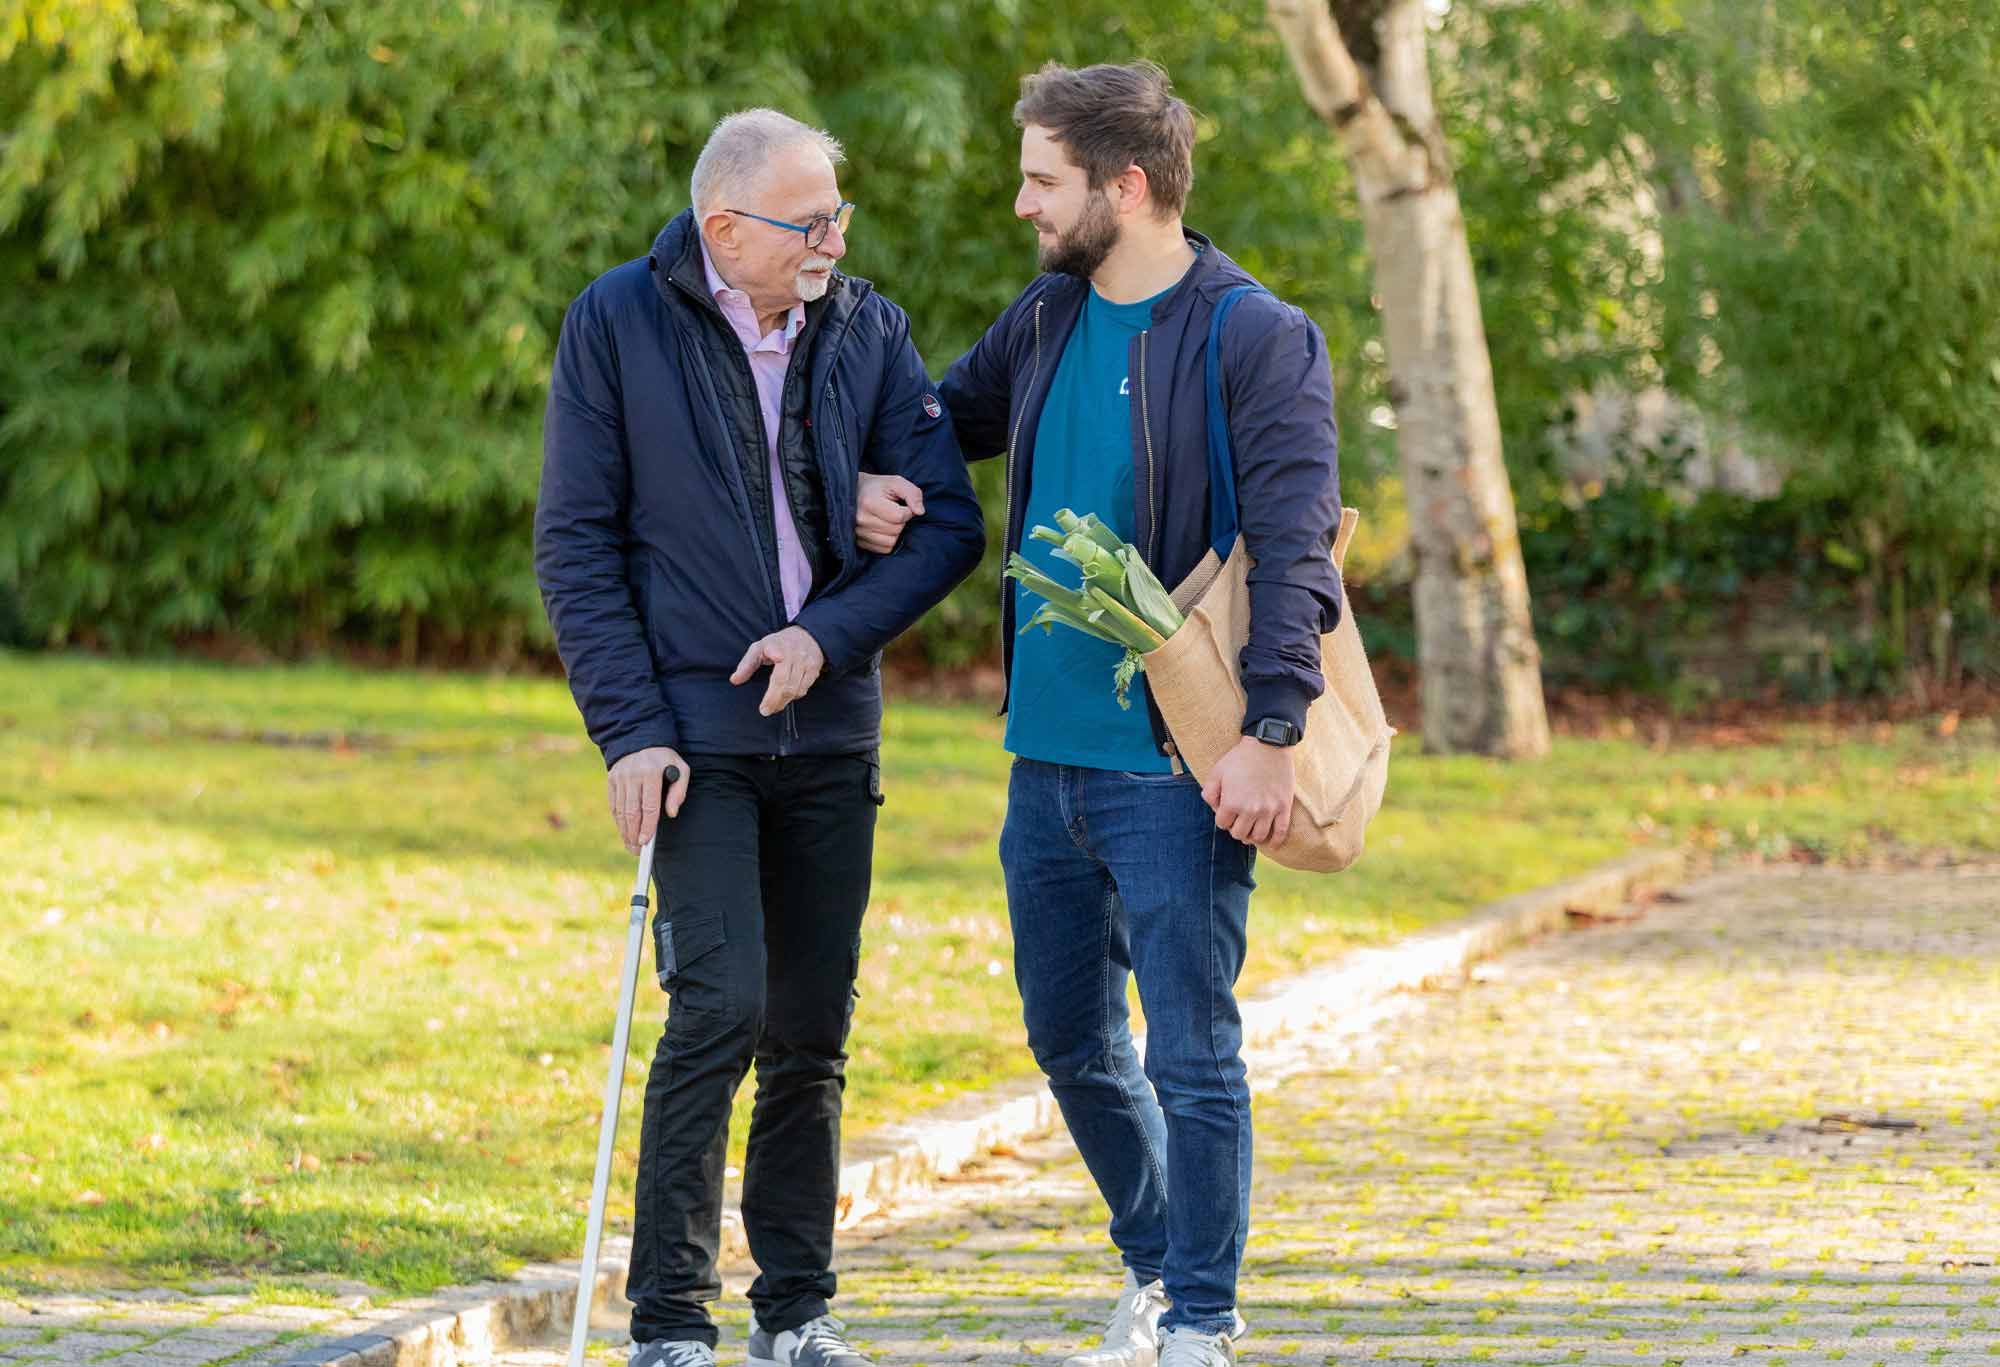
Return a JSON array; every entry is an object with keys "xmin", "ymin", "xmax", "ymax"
[{"xmin": 625, "ymin": 751, "xmax": 882, "ymax": 1346}]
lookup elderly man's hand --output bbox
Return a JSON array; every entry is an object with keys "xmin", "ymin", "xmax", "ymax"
[
  {"xmin": 1200, "ymin": 734, "xmax": 1296, "ymax": 849},
  {"xmin": 855, "ymin": 472, "xmax": 924, "ymax": 554},
  {"xmin": 730, "ymin": 625, "xmax": 826, "ymax": 716},
  {"xmin": 607, "ymin": 746, "xmax": 690, "ymax": 854}
]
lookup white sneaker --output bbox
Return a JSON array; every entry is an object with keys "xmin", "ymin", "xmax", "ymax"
[
  {"xmin": 1061, "ymin": 1270, "xmax": 1170, "ymax": 1367},
  {"xmin": 1157, "ymin": 1326, "xmax": 1236, "ymax": 1367}
]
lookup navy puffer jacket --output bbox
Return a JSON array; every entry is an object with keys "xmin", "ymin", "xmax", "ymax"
[{"xmin": 536, "ymin": 211, "xmax": 986, "ymax": 766}]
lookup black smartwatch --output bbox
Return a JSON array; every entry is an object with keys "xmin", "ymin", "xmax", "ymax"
[{"xmin": 1247, "ymin": 717, "xmax": 1304, "ymax": 747}]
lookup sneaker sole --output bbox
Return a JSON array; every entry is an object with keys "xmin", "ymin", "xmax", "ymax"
[{"xmin": 1061, "ymin": 1349, "xmax": 1156, "ymax": 1367}]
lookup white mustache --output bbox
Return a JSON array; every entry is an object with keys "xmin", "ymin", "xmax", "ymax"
[{"xmin": 801, "ymin": 256, "xmax": 836, "ymax": 272}]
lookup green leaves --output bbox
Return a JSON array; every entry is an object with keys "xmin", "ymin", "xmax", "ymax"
[
  {"xmin": 1, "ymin": 0, "xmax": 1989, "ymax": 682},
  {"xmin": 0, "ymin": 0, "xmax": 660, "ymax": 653},
  {"xmin": 1006, "ymin": 509, "xmax": 1183, "ymax": 708},
  {"xmin": 1675, "ymin": 1, "xmax": 2000, "ymax": 679},
  {"xmin": 304, "ymin": 280, "xmax": 378, "ymax": 377}
]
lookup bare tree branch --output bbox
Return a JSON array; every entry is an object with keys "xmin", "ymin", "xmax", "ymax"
[{"xmin": 1267, "ymin": 0, "xmax": 1440, "ymax": 197}]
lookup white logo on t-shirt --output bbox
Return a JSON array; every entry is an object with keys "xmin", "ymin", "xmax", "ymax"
[{"xmin": 1118, "ymin": 376, "xmax": 1130, "ymax": 396}]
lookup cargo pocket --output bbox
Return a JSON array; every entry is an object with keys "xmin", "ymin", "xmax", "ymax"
[
  {"xmin": 654, "ymin": 910, "xmax": 725, "ymax": 993},
  {"xmin": 840, "ymin": 934, "xmax": 864, "ymax": 1048}
]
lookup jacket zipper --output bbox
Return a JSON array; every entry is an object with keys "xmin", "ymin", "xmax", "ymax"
[
  {"xmin": 783, "ymin": 379, "xmax": 855, "ymax": 756},
  {"xmin": 1138, "ymin": 328, "xmax": 1160, "ymax": 566},
  {"xmin": 719, "ymin": 320, "xmax": 805, "ymax": 754},
  {"xmin": 997, "ymin": 300, "xmax": 1045, "ymax": 719},
  {"xmin": 688, "ymin": 315, "xmax": 789, "ymax": 634},
  {"xmin": 692, "ymin": 360, "xmax": 798, "ymax": 752},
  {"xmin": 1004, "ymin": 300, "xmax": 1045, "ymax": 559},
  {"xmin": 826, "ymin": 380, "xmax": 856, "ymax": 564},
  {"xmin": 671, "ymin": 259, "xmax": 866, "ymax": 758},
  {"xmin": 1137, "ymin": 326, "xmax": 1181, "ymax": 767}
]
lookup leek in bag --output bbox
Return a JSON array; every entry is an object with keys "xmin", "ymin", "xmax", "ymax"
[{"xmin": 1004, "ymin": 508, "xmax": 1184, "ymax": 708}]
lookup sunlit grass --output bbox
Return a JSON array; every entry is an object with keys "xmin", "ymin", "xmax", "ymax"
[{"xmin": 1, "ymin": 649, "xmax": 1991, "ymax": 1293}]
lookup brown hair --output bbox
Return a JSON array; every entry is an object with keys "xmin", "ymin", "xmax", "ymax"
[{"xmin": 1013, "ymin": 60, "xmax": 1195, "ymax": 218}]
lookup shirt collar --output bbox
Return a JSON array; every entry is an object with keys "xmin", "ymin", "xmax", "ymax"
[{"xmin": 700, "ymin": 238, "xmax": 806, "ymax": 341}]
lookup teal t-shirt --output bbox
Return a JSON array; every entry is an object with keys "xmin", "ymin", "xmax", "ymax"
[{"xmin": 1005, "ymin": 285, "xmax": 1174, "ymax": 773}]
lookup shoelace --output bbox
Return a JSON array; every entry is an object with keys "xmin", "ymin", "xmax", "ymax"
[
  {"xmin": 641, "ymin": 1343, "xmax": 711, "ymax": 1367},
  {"xmin": 1072, "ymin": 1284, "xmax": 1161, "ymax": 1359},
  {"xmin": 794, "ymin": 1315, "xmax": 868, "ymax": 1363},
  {"xmin": 1100, "ymin": 1283, "xmax": 1161, "ymax": 1344}
]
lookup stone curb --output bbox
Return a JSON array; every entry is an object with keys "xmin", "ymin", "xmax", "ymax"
[
  {"xmin": 251, "ymin": 1264, "xmax": 625, "ymax": 1367},
  {"xmin": 262, "ymin": 845, "xmax": 1691, "ymax": 1367}
]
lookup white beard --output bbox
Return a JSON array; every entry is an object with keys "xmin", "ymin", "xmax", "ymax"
[{"xmin": 795, "ymin": 255, "xmax": 837, "ymax": 302}]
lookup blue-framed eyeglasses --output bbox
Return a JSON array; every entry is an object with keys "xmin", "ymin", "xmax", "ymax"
[{"xmin": 725, "ymin": 201, "xmax": 856, "ymax": 252}]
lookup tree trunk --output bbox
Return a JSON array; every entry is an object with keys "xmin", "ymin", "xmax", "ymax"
[{"xmin": 1269, "ymin": 0, "xmax": 1550, "ymax": 758}]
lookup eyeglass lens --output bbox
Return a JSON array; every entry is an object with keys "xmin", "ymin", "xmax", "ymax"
[{"xmin": 806, "ymin": 203, "xmax": 855, "ymax": 251}]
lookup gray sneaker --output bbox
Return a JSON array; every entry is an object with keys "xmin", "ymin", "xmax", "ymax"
[
  {"xmin": 1156, "ymin": 1326, "xmax": 1237, "ymax": 1367},
  {"xmin": 1062, "ymin": 1271, "xmax": 1170, "ymax": 1367},
  {"xmin": 746, "ymin": 1314, "xmax": 873, "ymax": 1367},
  {"xmin": 628, "ymin": 1341, "xmax": 716, "ymax": 1367},
  {"xmin": 747, "ymin": 1315, "xmax": 774, "ymax": 1366}
]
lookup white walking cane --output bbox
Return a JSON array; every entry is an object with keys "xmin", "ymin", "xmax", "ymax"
[{"xmin": 568, "ymin": 766, "xmax": 679, "ymax": 1367}]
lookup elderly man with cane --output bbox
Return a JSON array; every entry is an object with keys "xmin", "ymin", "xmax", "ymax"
[{"xmin": 534, "ymin": 108, "xmax": 984, "ymax": 1367}]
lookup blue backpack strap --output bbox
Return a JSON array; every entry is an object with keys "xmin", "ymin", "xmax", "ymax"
[{"xmin": 1204, "ymin": 284, "xmax": 1266, "ymax": 559}]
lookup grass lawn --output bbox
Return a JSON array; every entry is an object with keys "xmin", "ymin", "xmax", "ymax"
[{"xmin": 1, "ymin": 650, "xmax": 1992, "ymax": 1295}]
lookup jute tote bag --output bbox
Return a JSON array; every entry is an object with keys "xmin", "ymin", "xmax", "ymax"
[{"xmin": 1142, "ymin": 285, "xmax": 1394, "ymax": 873}]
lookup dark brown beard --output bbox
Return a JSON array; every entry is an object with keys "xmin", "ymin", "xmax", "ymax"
[{"xmin": 1039, "ymin": 191, "xmax": 1120, "ymax": 279}]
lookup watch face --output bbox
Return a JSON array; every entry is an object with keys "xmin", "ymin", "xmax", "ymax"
[{"xmin": 1254, "ymin": 718, "xmax": 1299, "ymax": 745}]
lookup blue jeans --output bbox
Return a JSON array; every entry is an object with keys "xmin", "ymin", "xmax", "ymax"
[{"xmin": 999, "ymin": 758, "xmax": 1257, "ymax": 1335}]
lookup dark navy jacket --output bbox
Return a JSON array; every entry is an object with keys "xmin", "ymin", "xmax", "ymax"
[
  {"xmin": 938, "ymin": 231, "xmax": 1342, "ymax": 743},
  {"xmin": 535, "ymin": 211, "xmax": 986, "ymax": 767}
]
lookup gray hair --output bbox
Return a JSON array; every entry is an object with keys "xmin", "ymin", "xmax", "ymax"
[{"xmin": 690, "ymin": 109, "xmax": 845, "ymax": 217}]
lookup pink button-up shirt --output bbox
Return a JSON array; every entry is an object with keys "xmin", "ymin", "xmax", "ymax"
[{"xmin": 701, "ymin": 242, "xmax": 813, "ymax": 622}]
